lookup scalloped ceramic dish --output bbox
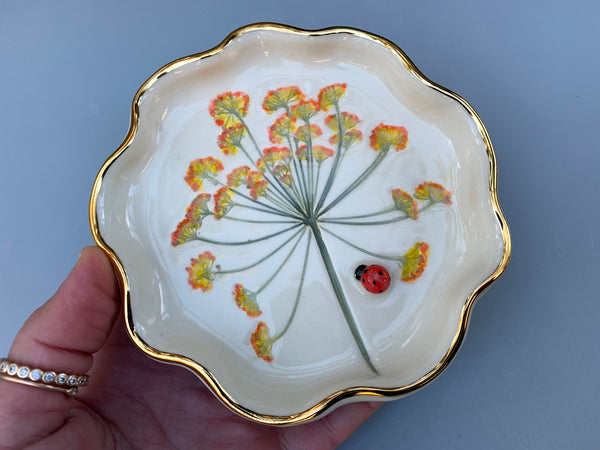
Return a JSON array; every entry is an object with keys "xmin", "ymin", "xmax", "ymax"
[{"xmin": 90, "ymin": 24, "xmax": 510, "ymax": 425}]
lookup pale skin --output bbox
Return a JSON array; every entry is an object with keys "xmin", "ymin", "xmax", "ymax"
[{"xmin": 0, "ymin": 247, "xmax": 380, "ymax": 449}]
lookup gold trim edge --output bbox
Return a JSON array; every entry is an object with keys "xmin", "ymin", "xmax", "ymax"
[{"xmin": 88, "ymin": 22, "xmax": 512, "ymax": 426}]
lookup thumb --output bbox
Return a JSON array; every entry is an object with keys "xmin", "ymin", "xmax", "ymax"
[{"xmin": 0, "ymin": 246, "xmax": 120, "ymax": 446}]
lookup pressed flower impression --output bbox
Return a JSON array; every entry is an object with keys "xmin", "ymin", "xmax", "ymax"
[
  {"xmin": 170, "ymin": 84, "xmax": 453, "ymax": 373},
  {"xmin": 93, "ymin": 25, "xmax": 510, "ymax": 423}
]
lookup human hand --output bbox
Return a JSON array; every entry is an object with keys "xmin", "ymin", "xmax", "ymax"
[{"xmin": 0, "ymin": 247, "xmax": 380, "ymax": 449}]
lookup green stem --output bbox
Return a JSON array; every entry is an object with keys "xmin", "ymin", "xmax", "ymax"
[
  {"xmin": 238, "ymin": 144, "xmax": 297, "ymax": 211},
  {"xmin": 314, "ymin": 164, "xmax": 322, "ymax": 204},
  {"xmin": 220, "ymin": 227, "xmax": 305, "ymax": 274},
  {"xmin": 274, "ymin": 233, "xmax": 312, "ymax": 339},
  {"xmin": 317, "ymin": 150, "xmax": 387, "ymax": 217},
  {"xmin": 210, "ymin": 213, "xmax": 298, "ymax": 225},
  {"xmin": 257, "ymin": 231, "xmax": 306, "ymax": 294},
  {"xmin": 321, "ymin": 226, "xmax": 400, "ymax": 261},
  {"xmin": 287, "ymin": 136, "xmax": 310, "ymax": 212},
  {"xmin": 321, "ymin": 206, "xmax": 396, "ymax": 221},
  {"xmin": 198, "ymin": 223, "xmax": 301, "ymax": 247},
  {"xmin": 307, "ymin": 219, "xmax": 379, "ymax": 375},
  {"xmin": 238, "ymin": 116, "xmax": 305, "ymax": 214},
  {"xmin": 264, "ymin": 193, "xmax": 298, "ymax": 216},
  {"xmin": 305, "ymin": 119, "xmax": 315, "ymax": 214},
  {"xmin": 320, "ymin": 202, "xmax": 434, "ymax": 226},
  {"xmin": 232, "ymin": 201, "xmax": 299, "ymax": 219},
  {"xmin": 314, "ymin": 103, "xmax": 344, "ymax": 212},
  {"xmin": 207, "ymin": 175, "xmax": 296, "ymax": 218}
]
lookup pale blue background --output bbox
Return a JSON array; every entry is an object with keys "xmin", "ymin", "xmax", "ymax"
[{"xmin": 1, "ymin": 1, "xmax": 599, "ymax": 448}]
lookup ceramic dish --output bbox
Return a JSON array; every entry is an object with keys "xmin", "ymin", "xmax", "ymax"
[{"xmin": 90, "ymin": 23, "xmax": 511, "ymax": 425}]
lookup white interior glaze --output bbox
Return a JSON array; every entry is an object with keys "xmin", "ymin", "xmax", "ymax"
[{"xmin": 96, "ymin": 29, "xmax": 505, "ymax": 417}]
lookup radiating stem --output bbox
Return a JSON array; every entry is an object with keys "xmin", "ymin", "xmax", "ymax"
[
  {"xmin": 232, "ymin": 201, "xmax": 300, "ymax": 219},
  {"xmin": 208, "ymin": 212, "xmax": 299, "ymax": 225},
  {"xmin": 238, "ymin": 144, "xmax": 293, "ymax": 209},
  {"xmin": 198, "ymin": 223, "xmax": 302, "ymax": 247},
  {"xmin": 307, "ymin": 219, "xmax": 379, "ymax": 374},
  {"xmin": 257, "ymin": 230, "xmax": 306, "ymax": 294},
  {"xmin": 264, "ymin": 193, "xmax": 298, "ymax": 216},
  {"xmin": 275, "ymin": 233, "xmax": 312, "ymax": 339},
  {"xmin": 321, "ymin": 226, "xmax": 400, "ymax": 261},
  {"xmin": 320, "ymin": 202, "xmax": 434, "ymax": 226},
  {"xmin": 238, "ymin": 116, "xmax": 305, "ymax": 214},
  {"xmin": 317, "ymin": 150, "xmax": 387, "ymax": 217},
  {"xmin": 220, "ymin": 227, "xmax": 305, "ymax": 274},
  {"xmin": 321, "ymin": 206, "xmax": 396, "ymax": 221},
  {"xmin": 314, "ymin": 102, "xmax": 344, "ymax": 212},
  {"xmin": 206, "ymin": 175, "xmax": 296, "ymax": 218},
  {"xmin": 305, "ymin": 118, "xmax": 315, "ymax": 213},
  {"xmin": 287, "ymin": 136, "xmax": 310, "ymax": 212}
]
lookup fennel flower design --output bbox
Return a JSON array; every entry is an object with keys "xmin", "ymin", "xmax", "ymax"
[{"xmin": 171, "ymin": 85, "xmax": 453, "ymax": 373}]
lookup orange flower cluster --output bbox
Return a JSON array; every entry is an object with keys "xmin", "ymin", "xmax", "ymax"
[
  {"xmin": 213, "ymin": 187, "xmax": 234, "ymax": 219},
  {"xmin": 208, "ymin": 91, "xmax": 250, "ymax": 128},
  {"xmin": 186, "ymin": 251, "xmax": 217, "ymax": 292},
  {"xmin": 329, "ymin": 129, "xmax": 363, "ymax": 148},
  {"xmin": 233, "ymin": 284, "xmax": 261, "ymax": 317},
  {"xmin": 414, "ymin": 182, "xmax": 453, "ymax": 205},
  {"xmin": 295, "ymin": 124, "xmax": 323, "ymax": 143},
  {"xmin": 312, "ymin": 145, "xmax": 335, "ymax": 163},
  {"xmin": 262, "ymin": 146, "xmax": 291, "ymax": 165},
  {"xmin": 250, "ymin": 322, "xmax": 276, "ymax": 362},
  {"xmin": 226, "ymin": 166, "xmax": 251, "ymax": 188},
  {"xmin": 184, "ymin": 157, "xmax": 224, "ymax": 191},
  {"xmin": 268, "ymin": 113, "xmax": 297, "ymax": 144},
  {"xmin": 262, "ymin": 86, "xmax": 305, "ymax": 114},
  {"xmin": 324, "ymin": 111, "xmax": 360, "ymax": 131},
  {"xmin": 291, "ymin": 99, "xmax": 320, "ymax": 121},
  {"xmin": 246, "ymin": 170, "xmax": 268, "ymax": 199},
  {"xmin": 217, "ymin": 123, "xmax": 246, "ymax": 156},
  {"xmin": 369, "ymin": 124, "xmax": 408, "ymax": 152},
  {"xmin": 295, "ymin": 145, "xmax": 334, "ymax": 163},
  {"xmin": 391, "ymin": 189, "xmax": 419, "ymax": 220},
  {"xmin": 171, "ymin": 218, "xmax": 202, "ymax": 247},
  {"xmin": 325, "ymin": 112, "xmax": 362, "ymax": 149},
  {"xmin": 318, "ymin": 83, "xmax": 347, "ymax": 111},
  {"xmin": 171, "ymin": 194, "xmax": 212, "ymax": 247},
  {"xmin": 400, "ymin": 242, "xmax": 430, "ymax": 282},
  {"xmin": 273, "ymin": 164, "xmax": 293, "ymax": 185}
]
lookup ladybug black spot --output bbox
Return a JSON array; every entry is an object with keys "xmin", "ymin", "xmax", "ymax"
[
  {"xmin": 372, "ymin": 281, "xmax": 377, "ymax": 286},
  {"xmin": 378, "ymin": 271, "xmax": 383, "ymax": 275}
]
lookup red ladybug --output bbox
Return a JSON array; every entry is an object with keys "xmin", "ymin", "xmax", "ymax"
[{"xmin": 355, "ymin": 264, "xmax": 391, "ymax": 294}]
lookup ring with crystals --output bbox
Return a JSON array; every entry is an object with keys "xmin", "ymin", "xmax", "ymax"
[{"xmin": 0, "ymin": 357, "xmax": 89, "ymax": 397}]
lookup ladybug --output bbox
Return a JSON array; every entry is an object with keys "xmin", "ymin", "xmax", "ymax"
[{"xmin": 354, "ymin": 264, "xmax": 391, "ymax": 294}]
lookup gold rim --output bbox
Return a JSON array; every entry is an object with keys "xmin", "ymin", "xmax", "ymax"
[{"xmin": 89, "ymin": 22, "xmax": 512, "ymax": 425}]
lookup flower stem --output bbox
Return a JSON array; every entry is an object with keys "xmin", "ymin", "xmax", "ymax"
[
  {"xmin": 207, "ymin": 175, "xmax": 297, "ymax": 218},
  {"xmin": 238, "ymin": 117, "xmax": 305, "ymax": 214},
  {"xmin": 321, "ymin": 226, "xmax": 400, "ymax": 261},
  {"xmin": 219, "ymin": 227, "xmax": 305, "ymax": 274},
  {"xmin": 257, "ymin": 230, "xmax": 306, "ymax": 294},
  {"xmin": 317, "ymin": 150, "xmax": 387, "ymax": 217},
  {"xmin": 275, "ymin": 232, "xmax": 312, "ymax": 339},
  {"xmin": 232, "ymin": 201, "xmax": 300, "ymax": 219},
  {"xmin": 198, "ymin": 223, "xmax": 301, "ymax": 247},
  {"xmin": 320, "ymin": 202, "xmax": 435, "ymax": 226},
  {"xmin": 307, "ymin": 219, "xmax": 379, "ymax": 375},
  {"xmin": 209, "ymin": 213, "xmax": 298, "ymax": 225},
  {"xmin": 287, "ymin": 136, "xmax": 310, "ymax": 212},
  {"xmin": 320, "ymin": 206, "xmax": 396, "ymax": 221},
  {"xmin": 314, "ymin": 103, "xmax": 344, "ymax": 212}
]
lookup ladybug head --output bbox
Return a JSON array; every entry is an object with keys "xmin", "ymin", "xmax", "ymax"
[{"xmin": 354, "ymin": 264, "xmax": 367, "ymax": 280}]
